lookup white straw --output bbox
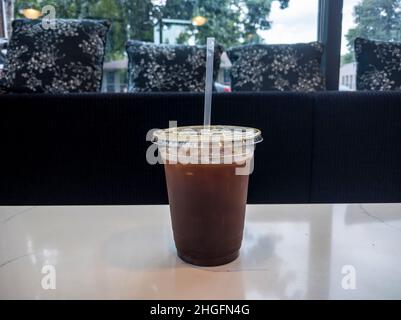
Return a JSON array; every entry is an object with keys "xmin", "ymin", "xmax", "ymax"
[{"xmin": 203, "ymin": 37, "xmax": 215, "ymax": 127}]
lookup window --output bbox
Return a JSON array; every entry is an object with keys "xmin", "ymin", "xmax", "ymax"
[
  {"xmin": 342, "ymin": 0, "xmax": 401, "ymax": 63},
  {"xmin": 0, "ymin": 0, "xmax": 5, "ymax": 37},
  {"xmin": 10, "ymin": 0, "xmax": 320, "ymax": 47},
  {"xmin": 339, "ymin": 0, "xmax": 360, "ymax": 90},
  {"xmin": 223, "ymin": 69, "xmax": 230, "ymax": 85},
  {"xmin": 8, "ymin": 1, "xmax": 401, "ymax": 92},
  {"xmin": 340, "ymin": 0, "xmax": 401, "ymax": 90},
  {"xmin": 259, "ymin": 0, "xmax": 319, "ymax": 44},
  {"xmin": 8, "ymin": 0, "xmax": 321, "ymax": 92},
  {"xmin": 105, "ymin": 72, "xmax": 115, "ymax": 93}
]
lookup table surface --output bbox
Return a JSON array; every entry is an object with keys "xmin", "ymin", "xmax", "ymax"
[{"xmin": 1, "ymin": 204, "xmax": 401, "ymax": 300}]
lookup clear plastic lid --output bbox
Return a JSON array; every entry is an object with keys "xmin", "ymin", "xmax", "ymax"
[{"xmin": 152, "ymin": 125, "xmax": 263, "ymax": 147}]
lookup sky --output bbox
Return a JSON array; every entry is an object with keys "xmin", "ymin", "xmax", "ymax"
[{"xmin": 260, "ymin": 0, "xmax": 361, "ymax": 55}]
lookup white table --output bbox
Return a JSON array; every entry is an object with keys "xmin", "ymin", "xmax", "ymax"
[{"xmin": 1, "ymin": 204, "xmax": 401, "ymax": 300}]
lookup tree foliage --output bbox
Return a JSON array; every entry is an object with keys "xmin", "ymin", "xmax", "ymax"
[
  {"xmin": 166, "ymin": 0, "xmax": 289, "ymax": 46},
  {"xmin": 341, "ymin": 52, "xmax": 354, "ymax": 65},
  {"xmin": 15, "ymin": 0, "xmax": 289, "ymax": 60}
]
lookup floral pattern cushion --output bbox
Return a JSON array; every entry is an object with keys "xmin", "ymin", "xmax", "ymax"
[
  {"xmin": 227, "ymin": 42, "xmax": 325, "ymax": 92},
  {"xmin": 355, "ymin": 37, "xmax": 401, "ymax": 91},
  {"xmin": 126, "ymin": 40, "xmax": 223, "ymax": 92},
  {"xmin": 0, "ymin": 19, "xmax": 110, "ymax": 93}
]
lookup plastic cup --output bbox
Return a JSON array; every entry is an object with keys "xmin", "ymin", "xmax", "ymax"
[{"xmin": 152, "ymin": 125, "xmax": 262, "ymax": 266}]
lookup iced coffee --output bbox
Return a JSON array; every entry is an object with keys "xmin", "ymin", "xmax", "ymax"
[{"xmin": 153, "ymin": 125, "xmax": 262, "ymax": 266}]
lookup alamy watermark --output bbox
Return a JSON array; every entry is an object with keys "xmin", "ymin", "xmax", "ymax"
[
  {"xmin": 41, "ymin": 5, "xmax": 57, "ymax": 30},
  {"xmin": 146, "ymin": 121, "xmax": 258, "ymax": 175},
  {"xmin": 41, "ymin": 264, "xmax": 56, "ymax": 290},
  {"xmin": 341, "ymin": 265, "xmax": 356, "ymax": 290}
]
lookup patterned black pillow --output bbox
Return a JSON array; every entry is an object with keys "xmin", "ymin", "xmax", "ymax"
[
  {"xmin": 227, "ymin": 42, "xmax": 325, "ymax": 92},
  {"xmin": 126, "ymin": 40, "xmax": 223, "ymax": 92},
  {"xmin": 0, "ymin": 80, "xmax": 6, "ymax": 94},
  {"xmin": 355, "ymin": 37, "xmax": 401, "ymax": 91},
  {"xmin": 0, "ymin": 19, "xmax": 110, "ymax": 93}
]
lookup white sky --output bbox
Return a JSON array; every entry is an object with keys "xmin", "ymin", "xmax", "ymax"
[
  {"xmin": 341, "ymin": 0, "xmax": 361, "ymax": 54},
  {"xmin": 260, "ymin": 0, "xmax": 361, "ymax": 55}
]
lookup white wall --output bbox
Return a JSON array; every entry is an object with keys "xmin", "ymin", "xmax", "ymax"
[{"xmin": 339, "ymin": 62, "xmax": 357, "ymax": 90}]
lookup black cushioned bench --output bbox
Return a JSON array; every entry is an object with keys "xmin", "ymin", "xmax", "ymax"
[{"xmin": 1, "ymin": 92, "xmax": 400, "ymax": 204}]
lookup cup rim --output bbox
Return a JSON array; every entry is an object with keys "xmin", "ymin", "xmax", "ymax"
[{"xmin": 152, "ymin": 125, "xmax": 263, "ymax": 147}]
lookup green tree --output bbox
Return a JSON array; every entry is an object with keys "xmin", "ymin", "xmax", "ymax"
[
  {"xmin": 15, "ymin": 0, "xmax": 289, "ymax": 59},
  {"xmin": 341, "ymin": 52, "xmax": 354, "ymax": 65},
  {"xmin": 344, "ymin": 0, "xmax": 401, "ymax": 63},
  {"xmin": 165, "ymin": 0, "xmax": 289, "ymax": 47},
  {"xmin": 15, "ymin": 0, "xmax": 154, "ymax": 60}
]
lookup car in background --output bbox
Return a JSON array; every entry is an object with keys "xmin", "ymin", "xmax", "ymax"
[{"xmin": 214, "ymin": 82, "xmax": 231, "ymax": 93}]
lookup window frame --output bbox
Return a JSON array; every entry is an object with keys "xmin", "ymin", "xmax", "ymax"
[
  {"xmin": 318, "ymin": 0, "xmax": 344, "ymax": 90},
  {"xmin": 0, "ymin": 0, "xmax": 6, "ymax": 38}
]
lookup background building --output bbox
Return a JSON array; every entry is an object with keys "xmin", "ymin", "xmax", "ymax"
[
  {"xmin": 339, "ymin": 62, "xmax": 356, "ymax": 91},
  {"xmin": 102, "ymin": 59, "xmax": 128, "ymax": 93}
]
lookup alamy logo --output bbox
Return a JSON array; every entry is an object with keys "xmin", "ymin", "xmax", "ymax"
[
  {"xmin": 41, "ymin": 264, "xmax": 56, "ymax": 290},
  {"xmin": 41, "ymin": 5, "xmax": 56, "ymax": 30},
  {"xmin": 341, "ymin": 265, "xmax": 356, "ymax": 290},
  {"xmin": 146, "ymin": 121, "xmax": 259, "ymax": 175}
]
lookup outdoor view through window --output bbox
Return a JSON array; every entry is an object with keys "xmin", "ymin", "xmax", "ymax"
[
  {"xmin": 7, "ymin": 0, "xmax": 318, "ymax": 92},
  {"xmin": 340, "ymin": 0, "xmax": 401, "ymax": 90},
  {"xmin": 5, "ymin": 1, "xmax": 401, "ymax": 92}
]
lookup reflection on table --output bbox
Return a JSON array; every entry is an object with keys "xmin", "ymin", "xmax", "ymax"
[{"xmin": 1, "ymin": 204, "xmax": 401, "ymax": 299}]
